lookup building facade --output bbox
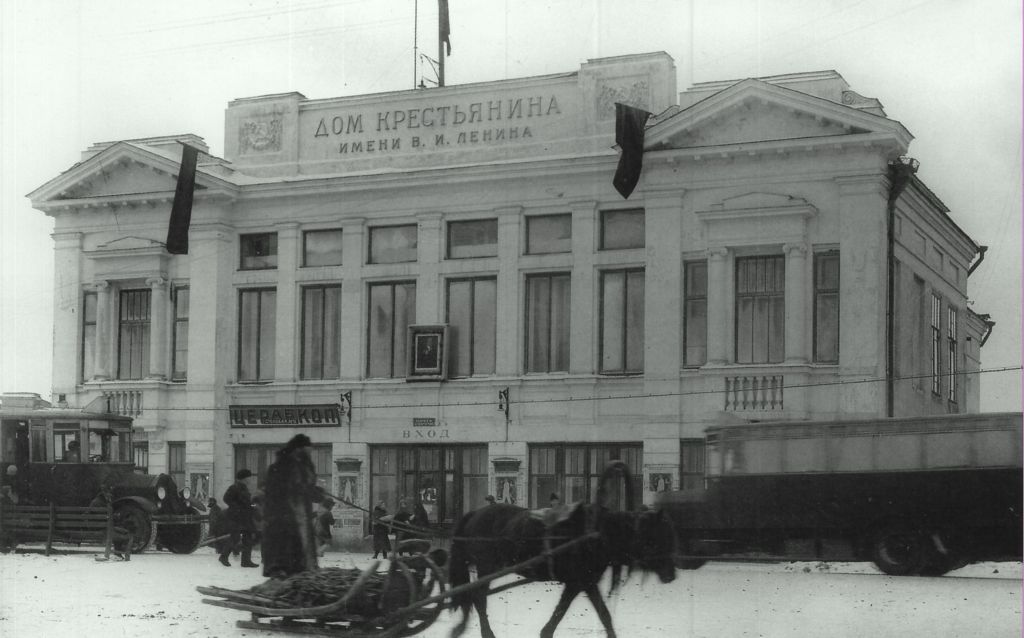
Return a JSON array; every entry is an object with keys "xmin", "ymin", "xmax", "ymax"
[{"xmin": 29, "ymin": 53, "xmax": 989, "ymax": 541}]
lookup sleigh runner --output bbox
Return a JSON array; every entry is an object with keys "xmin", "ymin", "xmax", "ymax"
[{"xmin": 199, "ymin": 549, "xmax": 450, "ymax": 637}]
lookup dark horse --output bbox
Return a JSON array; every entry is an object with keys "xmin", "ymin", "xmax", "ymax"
[{"xmin": 448, "ymin": 462, "xmax": 676, "ymax": 638}]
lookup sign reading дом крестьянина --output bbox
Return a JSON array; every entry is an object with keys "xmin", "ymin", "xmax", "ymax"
[{"xmin": 229, "ymin": 404, "xmax": 342, "ymax": 428}]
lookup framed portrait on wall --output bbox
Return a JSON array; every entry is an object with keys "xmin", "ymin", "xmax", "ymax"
[{"xmin": 407, "ymin": 324, "xmax": 448, "ymax": 380}]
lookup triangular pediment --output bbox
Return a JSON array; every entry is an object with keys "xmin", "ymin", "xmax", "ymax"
[
  {"xmin": 647, "ymin": 78, "xmax": 908, "ymax": 152},
  {"xmin": 27, "ymin": 140, "xmax": 228, "ymax": 208}
]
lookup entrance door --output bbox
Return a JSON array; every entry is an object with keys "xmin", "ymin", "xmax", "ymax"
[{"xmin": 400, "ymin": 447, "xmax": 441, "ymax": 523}]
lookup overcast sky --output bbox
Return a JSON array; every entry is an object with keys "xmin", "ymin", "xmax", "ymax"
[{"xmin": 0, "ymin": 0, "xmax": 1019, "ymax": 411}]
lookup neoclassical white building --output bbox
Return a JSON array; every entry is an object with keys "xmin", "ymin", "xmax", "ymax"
[{"xmin": 29, "ymin": 52, "xmax": 990, "ymax": 541}]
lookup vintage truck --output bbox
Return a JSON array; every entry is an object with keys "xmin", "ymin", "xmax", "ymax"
[
  {"xmin": 655, "ymin": 412, "xmax": 1022, "ymax": 575},
  {"xmin": 0, "ymin": 395, "xmax": 204, "ymax": 553}
]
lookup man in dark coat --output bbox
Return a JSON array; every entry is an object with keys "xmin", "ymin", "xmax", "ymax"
[
  {"xmin": 220, "ymin": 469, "xmax": 259, "ymax": 568},
  {"xmin": 262, "ymin": 434, "xmax": 324, "ymax": 579}
]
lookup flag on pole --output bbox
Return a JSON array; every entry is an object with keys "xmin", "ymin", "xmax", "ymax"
[
  {"xmin": 612, "ymin": 103, "xmax": 652, "ymax": 199},
  {"xmin": 439, "ymin": 0, "xmax": 451, "ymax": 55},
  {"xmin": 165, "ymin": 143, "xmax": 199, "ymax": 255}
]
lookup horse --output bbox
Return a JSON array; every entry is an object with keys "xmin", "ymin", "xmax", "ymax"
[{"xmin": 448, "ymin": 461, "xmax": 677, "ymax": 638}]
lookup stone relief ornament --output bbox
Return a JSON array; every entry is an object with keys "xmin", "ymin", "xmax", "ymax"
[
  {"xmin": 239, "ymin": 117, "xmax": 283, "ymax": 154},
  {"xmin": 597, "ymin": 80, "xmax": 650, "ymax": 119}
]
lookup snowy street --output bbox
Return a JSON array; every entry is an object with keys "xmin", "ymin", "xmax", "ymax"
[{"xmin": 0, "ymin": 546, "xmax": 1019, "ymax": 638}]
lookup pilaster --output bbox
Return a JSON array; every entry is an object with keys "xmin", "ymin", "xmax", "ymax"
[
  {"xmin": 705, "ymin": 247, "xmax": 730, "ymax": 365},
  {"xmin": 569, "ymin": 200, "xmax": 596, "ymax": 374},
  {"xmin": 275, "ymin": 222, "xmax": 300, "ymax": 382},
  {"xmin": 783, "ymin": 242, "xmax": 810, "ymax": 364},
  {"xmin": 495, "ymin": 206, "xmax": 522, "ymax": 376},
  {"xmin": 340, "ymin": 218, "xmax": 366, "ymax": 380},
  {"xmin": 416, "ymin": 214, "xmax": 443, "ymax": 323},
  {"xmin": 92, "ymin": 280, "xmax": 111, "ymax": 380},
  {"xmin": 146, "ymin": 277, "xmax": 168, "ymax": 379}
]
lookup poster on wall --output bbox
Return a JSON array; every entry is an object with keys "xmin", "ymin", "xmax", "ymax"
[
  {"xmin": 337, "ymin": 476, "xmax": 358, "ymax": 505},
  {"xmin": 190, "ymin": 472, "xmax": 211, "ymax": 504},
  {"xmin": 648, "ymin": 473, "xmax": 672, "ymax": 492},
  {"xmin": 496, "ymin": 476, "xmax": 517, "ymax": 504}
]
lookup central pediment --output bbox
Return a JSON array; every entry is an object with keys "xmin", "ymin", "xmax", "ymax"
[{"xmin": 647, "ymin": 78, "xmax": 909, "ymax": 152}]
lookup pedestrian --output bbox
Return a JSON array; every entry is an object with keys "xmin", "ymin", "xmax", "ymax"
[
  {"xmin": 315, "ymin": 498, "xmax": 336, "ymax": 557},
  {"xmin": 370, "ymin": 501, "xmax": 392, "ymax": 559},
  {"xmin": 206, "ymin": 497, "xmax": 227, "ymax": 554},
  {"xmin": 261, "ymin": 434, "xmax": 325, "ymax": 579},
  {"xmin": 219, "ymin": 469, "xmax": 259, "ymax": 568},
  {"xmin": 392, "ymin": 498, "xmax": 412, "ymax": 556}
]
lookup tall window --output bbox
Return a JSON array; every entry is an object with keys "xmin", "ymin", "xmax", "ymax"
[
  {"xmin": 599, "ymin": 209, "xmax": 644, "ymax": 250},
  {"xmin": 238, "ymin": 288, "xmax": 276, "ymax": 382},
  {"xmin": 679, "ymin": 439, "xmax": 706, "ymax": 490},
  {"xmin": 525, "ymin": 273, "xmax": 571, "ymax": 373},
  {"xmin": 240, "ymin": 233, "xmax": 278, "ymax": 270},
  {"xmin": 684, "ymin": 261, "xmax": 707, "ymax": 366},
  {"xmin": 369, "ymin": 445, "xmax": 488, "ymax": 526},
  {"xmin": 301, "ymin": 285, "xmax": 342, "ymax": 380},
  {"xmin": 133, "ymin": 442, "xmax": 149, "ymax": 473},
  {"xmin": 931, "ymin": 293, "xmax": 942, "ymax": 395},
  {"xmin": 447, "ymin": 278, "xmax": 496, "ymax": 377},
  {"xmin": 947, "ymin": 306, "xmax": 958, "ymax": 403},
  {"xmin": 167, "ymin": 441, "xmax": 186, "ymax": 489},
  {"xmin": 600, "ymin": 269, "xmax": 644, "ymax": 374},
  {"xmin": 447, "ymin": 219, "xmax": 498, "ymax": 258},
  {"xmin": 369, "ymin": 225, "xmax": 417, "ymax": 264},
  {"xmin": 235, "ymin": 444, "xmax": 332, "ymax": 491},
  {"xmin": 528, "ymin": 444, "xmax": 642, "ymax": 509},
  {"xmin": 526, "ymin": 214, "xmax": 571, "ymax": 254},
  {"xmin": 118, "ymin": 289, "xmax": 151, "ymax": 379},
  {"xmin": 735, "ymin": 256, "xmax": 785, "ymax": 364},
  {"xmin": 814, "ymin": 252, "xmax": 840, "ymax": 363},
  {"xmin": 367, "ymin": 281, "xmax": 416, "ymax": 378},
  {"xmin": 172, "ymin": 287, "xmax": 189, "ymax": 380},
  {"xmin": 82, "ymin": 291, "xmax": 97, "ymax": 381},
  {"xmin": 303, "ymin": 229, "xmax": 343, "ymax": 266}
]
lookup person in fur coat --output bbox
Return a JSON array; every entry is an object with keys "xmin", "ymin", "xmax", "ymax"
[{"xmin": 261, "ymin": 434, "xmax": 325, "ymax": 579}]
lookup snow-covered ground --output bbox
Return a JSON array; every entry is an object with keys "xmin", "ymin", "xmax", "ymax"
[{"xmin": 0, "ymin": 545, "xmax": 1019, "ymax": 638}]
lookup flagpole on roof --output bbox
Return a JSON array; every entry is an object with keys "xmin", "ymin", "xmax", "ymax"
[
  {"xmin": 438, "ymin": 0, "xmax": 450, "ymax": 87},
  {"xmin": 413, "ymin": 0, "xmax": 419, "ymax": 89}
]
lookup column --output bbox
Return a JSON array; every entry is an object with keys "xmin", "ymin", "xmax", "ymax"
[
  {"xmin": 51, "ymin": 232, "xmax": 82, "ymax": 395},
  {"xmin": 275, "ymin": 222, "xmax": 300, "ymax": 381},
  {"xmin": 643, "ymin": 192, "xmax": 684, "ymax": 381},
  {"xmin": 93, "ymin": 280, "xmax": 111, "ymax": 380},
  {"xmin": 147, "ymin": 277, "xmax": 168, "ymax": 379},
  {"xmin": 494, "ymin": 206, "xmax": 522, "ymax": 376},
  {"xmin": 705, "ymin": 247, "xmax": 730, "ymax": 365},
  {"xmin": 784, "ymin": 242, "xmax": 809, "ymax": 364}
]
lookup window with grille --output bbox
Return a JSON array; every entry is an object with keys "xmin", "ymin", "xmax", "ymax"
[
  {"xmin": 118, "ymin": 289, "xmax": 151, "ymax": 380},
  {"xmin": 735, "ymin": 256, "xmax": 785, "ymax": 364}
]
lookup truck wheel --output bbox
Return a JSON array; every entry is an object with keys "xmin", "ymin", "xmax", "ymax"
[
  {"xmin": 157, "ymin": 522, "xmax": 203, "ymax": 554},
  {"xmin": 113, "ymin": 504, "xmax": 153, "ymax": 554},
  {"xmin": 871, "ymin": 526, "xmax": 926, "ymax": 576}
]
